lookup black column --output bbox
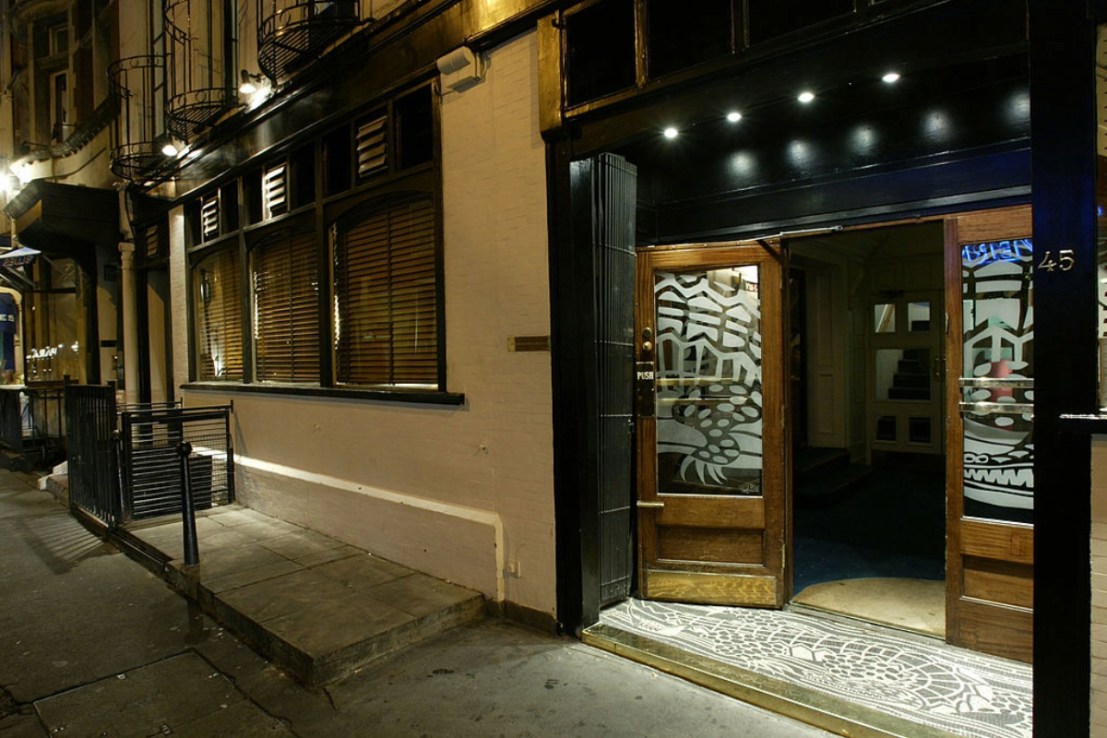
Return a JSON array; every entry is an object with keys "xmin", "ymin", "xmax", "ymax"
[{"xmin": 1029, "ymin": 2, "xmax": 1096, "ymax": 735}]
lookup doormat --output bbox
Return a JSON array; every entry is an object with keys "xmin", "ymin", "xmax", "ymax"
[{"xmin": 594, "ymin": 599, "xmax": 1030, "ymax": 738}]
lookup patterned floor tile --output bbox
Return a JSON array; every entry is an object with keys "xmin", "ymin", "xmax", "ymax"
[{"xmin": 600, "ymin": 599, "xmax": 1031, "ymax": 738}]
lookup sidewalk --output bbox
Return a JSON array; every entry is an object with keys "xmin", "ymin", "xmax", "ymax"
[{"xmin": 0, "ymin": 471, "xmax": 834, "ymax": 738}]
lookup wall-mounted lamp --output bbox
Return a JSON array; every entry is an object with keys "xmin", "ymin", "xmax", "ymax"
[
  {"xmin": 436, "ymin": 47, "xmax": 485, "ymax": 93},
  {"xmin": 156, "ymin": 134, "xmax": 187, "ymax": 158},
  {"xmin": 239, "ymin": 69, "xmax": 265, "ymax": 95},
  {"xmin": 11, "ymin": 159, "xmax": 32, "ymax": 186}
]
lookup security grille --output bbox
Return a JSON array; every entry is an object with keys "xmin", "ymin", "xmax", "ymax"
[{"xmin": 118, "ymin": 404, "xmax": 234, "ymax": 520}]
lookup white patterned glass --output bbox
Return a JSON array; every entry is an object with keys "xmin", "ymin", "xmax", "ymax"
[{"xmin": 654, "ymin": 266, "xmax": 763, "ymax": 495}]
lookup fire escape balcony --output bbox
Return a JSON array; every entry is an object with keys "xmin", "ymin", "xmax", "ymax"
[
  {"xmin": 165, "ymin": 0, "xmax": 238, "ymax": 140},
  {"xmin": 109, "ymin": 54, "xmax": 163, "ymax": 180},
  {"xmin": 257, "ymin": 0, "xmax": 361, "ymax": 81}
]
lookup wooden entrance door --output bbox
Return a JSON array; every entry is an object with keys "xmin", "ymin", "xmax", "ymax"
[
  {"xmin": 945, "ymin": 206, "xmax": 1034, "ymax": 663},
  {"xmin": 635, "ymin": 242, "xmax": 788, "ymax": 607}
]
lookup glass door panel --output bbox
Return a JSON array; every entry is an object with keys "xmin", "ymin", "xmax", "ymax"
[
  {"xmin": 654, "ymin": 266, "xmax": 764, "ymax": 496},
  {"xmin": 636, "ymin": 243, "xmax": 786, "ymax": 608},
  {"xmin": 958, "ymin": 237, "xmax": 1034, "ymax": 524}
]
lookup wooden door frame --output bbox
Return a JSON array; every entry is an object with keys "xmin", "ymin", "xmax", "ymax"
[
  {"xmin": 942, "ymin": 206, "xmax": 1034, "ymax": 663},
  {"xmin": 634, "ymin": 240, "xmax": 790, "ymax": 607}
]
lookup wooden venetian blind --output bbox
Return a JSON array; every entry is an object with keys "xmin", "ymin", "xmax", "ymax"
[
  {"xmin": 193, "ymin": 249, "xmax": 243, "ymax": 381},
  {"xmin": 334, "ymin": 198, "xmax": 438, "ymax": 386},
  {"xmin": 252, "ymin": 231, "xmax": 319, "ymax": 383}
]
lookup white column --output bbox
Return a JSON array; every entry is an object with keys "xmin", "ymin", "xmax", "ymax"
[{"xmin": 119, "ymin": 241, "xmax": 140, "ymax": 406}]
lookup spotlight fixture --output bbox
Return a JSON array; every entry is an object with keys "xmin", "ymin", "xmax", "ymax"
[
  {"xmin": 797, "ymin": 90, "xmax": 815, "ymax": 104},
  {"xmin": 663, "ymin": 126, "xmax": 679, "ymax": 140},
  {"xmin": 239, "ymin": 69, "xmax": 265, "ymax": 95},
  {"xmin": 156, "ymin": 134, "xmax": 187, "ymax": 158},
  {"xmin": 882, "ymin": 71, "xmax": 901, "ymax": 84},
  {"xmin": 726, "ymin": 111, "xmax": 742, "ymax": 123}
]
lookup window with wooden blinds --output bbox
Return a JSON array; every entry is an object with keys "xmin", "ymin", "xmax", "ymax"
[
  {"xmin": 333, "ymin": 198, "xmax": 438, "ymax": 387},
  {"xmin": 252, "ymin": 230, "xmax": 320, "ymax": 383},
  {"xmin": 193, "ymin": 249, "xmax": 243, "ymax": 381}
]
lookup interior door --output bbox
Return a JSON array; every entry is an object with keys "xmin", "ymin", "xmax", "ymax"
[
  {"xmin": 945, "ymin": 206, "xmax": 1034, "ymax": 663},
  {"xmin": 635, "ymin": 241, "xmax": 788, "ymax": 607},
  {"xmin": 869, "ymin": 290, "xmax": 945, "ymax": 455}
]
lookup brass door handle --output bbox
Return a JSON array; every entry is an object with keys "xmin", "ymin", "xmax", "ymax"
[{"xmin": 637, "ymin": 500, "xmax": 664, "ymax": 509}]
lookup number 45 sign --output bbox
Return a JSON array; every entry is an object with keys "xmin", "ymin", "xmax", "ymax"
[{"xmin": 1037, "ymin": 249, "xmax": 1076, "ymax": 272}]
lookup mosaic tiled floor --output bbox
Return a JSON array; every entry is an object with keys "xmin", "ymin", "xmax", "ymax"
[{"xmin": 595, "ymin": 599, "xmax": 1031, "ymax": 738}]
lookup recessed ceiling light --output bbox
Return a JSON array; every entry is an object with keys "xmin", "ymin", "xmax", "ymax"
[
  {"xmin": 663, "ymin": 126, "xmax": 679, "ymax": 139},
  {"xmin": 797, "ymin": 91, "xmax": 815, "ymax": 104},
  {"xmin": 726, "ymin": 111, "xmax": 742, "ymax": 123},
  {"xmin": 882, "ymin": 71, "xmax": 901, "ymax": 84}
]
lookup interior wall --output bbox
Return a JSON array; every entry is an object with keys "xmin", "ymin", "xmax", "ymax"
[{"xmin": 794, "ymin": 252, "xmax": 849, "ymax": 450}]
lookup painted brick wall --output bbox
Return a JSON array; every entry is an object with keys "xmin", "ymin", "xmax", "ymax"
[
  {"xmin": 177, "ymin": 31, "xmax": 555, "ymax": 617},
  {"xmin": 1092, "ymin": 437, "xmax": 1107, "ymax": 734}
]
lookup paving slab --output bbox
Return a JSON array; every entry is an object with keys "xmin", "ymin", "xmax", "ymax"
[
  {"xmin": 34, "ymin": 652, "xmax": 293, "ymax": 738},
  {"xmin": 1, "ymin": 474, "xmax": 833, "ymax": 738},
  {"xmin": 116, "ymin": 504, "xmax": 484, "ymax": 687}
]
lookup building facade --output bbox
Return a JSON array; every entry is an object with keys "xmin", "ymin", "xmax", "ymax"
[{"xmin": 0, "ymin": 0, "xmax": 1103, "ymax": 735}]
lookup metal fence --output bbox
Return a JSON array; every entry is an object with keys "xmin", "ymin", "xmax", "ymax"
[
  {"xmin": 118, "ymin": 404, "xmax": 234, "ymax": 521},
  {"xmin": 0, "ymin": 384, "xmax": 68, "ymax": 453},
  {"xmin": 64, "ymin": 384, "xmax": 119, "ymax": 524}
]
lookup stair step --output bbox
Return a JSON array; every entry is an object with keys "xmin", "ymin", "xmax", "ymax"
[
  {"xmin": 111, "ymin": 504, "xmax": 484, "ymax": 686},
  {"xmin": 888, "ymin": 387, "xmax": 930, "ymax": 400}
]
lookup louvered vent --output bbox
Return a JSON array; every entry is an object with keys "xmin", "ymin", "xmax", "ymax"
[
  {"xmin": 263, "ymin": 164, "xmax": 288, "ymax": 219},
  {"xmin": 356, "ymin": 115, "xmax": 388, "ymax": 180},
  {"xmin": 144, "ymin": 224, "xmax": 160, "ymax": 259},
  {"xmin": 201, "ymin": 196, "xmax": 219, "ymax": 240}
]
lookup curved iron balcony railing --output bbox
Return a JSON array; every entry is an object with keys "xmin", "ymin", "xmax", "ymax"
[
  {"xmin": 165, "ymin": 86, "xmax": 237, "ymax": 140},
  {"xmin": 165, "ymin": 0, "xmax": 238, "ymax": 139},
  {"xmin": 257, "ymin": 0, "xmax": 361, "ymax": 81},
  {"xmin": 109, "ymin": 55, "xmax": 164, "ymax": 180}
]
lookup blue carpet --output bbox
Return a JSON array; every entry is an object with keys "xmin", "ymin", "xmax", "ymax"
[{"xmin": 793, "ymin": 466, "xmax": 944, "ymax": 593}]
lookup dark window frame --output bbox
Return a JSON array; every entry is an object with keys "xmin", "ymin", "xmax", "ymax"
[
  {"xmin": 330, "ymin": 191, "xmax": 442, "ymax": 391},
  {"xmin": 185, "ymin": 80, "xmax": 460, "ymax": 405}
]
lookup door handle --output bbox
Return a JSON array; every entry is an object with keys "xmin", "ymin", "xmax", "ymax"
[
  {"xmin": 958, "ymin": 377, "xmax": 1034, "ymax": 389},
  {"xmin": 637, "ymin": 500, "xmax": 664, "ymax": 509},
  {"xmin": 959, "ymin": 401, "xmax": 1034, "ymax": 416}
]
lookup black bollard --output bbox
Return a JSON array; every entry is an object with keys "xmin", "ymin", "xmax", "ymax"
[{"xmin": 176, "ymin": 440, "xmax": 200, "ymax": 565}]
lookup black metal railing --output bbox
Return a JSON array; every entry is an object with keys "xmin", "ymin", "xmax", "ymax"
[
  {"xmin": 64, "ymin": 384, "xmax": 119, "ymax": 524},
  {"xmin": 118, "ymin": 404, "xmax": 234, "ymax": 521},
  {"xmin": 0, "ymin": 383, "xmax": 67, "ymax": 454},
  {"xmin": 109, "ymin": 54, "xmax": 165, "ymax": 180},
  {"xmin": 165, "ymin": 0, "xmax": 237, "ymax": 139},
  {"xmin": 257, "ymin": 0, "xmax": 360, "ymax": 80}
]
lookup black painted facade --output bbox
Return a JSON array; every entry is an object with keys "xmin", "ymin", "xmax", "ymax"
[{"xmin": 546, "ymin": 0, "xmax": 1098, "ymax": 734}]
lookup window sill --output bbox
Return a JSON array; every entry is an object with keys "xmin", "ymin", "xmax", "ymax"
[{"xmin": 182, "ymin": 382, "xmax": 465, "ymax": 406}]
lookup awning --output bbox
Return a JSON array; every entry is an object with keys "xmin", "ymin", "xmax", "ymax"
[
  {"xmin": 0, "ymin": 246, "xmax": 41, "ymax": 267},
  {"xmin": 2, "ymin": 181, "xmax": 119, "ymax": 260}
]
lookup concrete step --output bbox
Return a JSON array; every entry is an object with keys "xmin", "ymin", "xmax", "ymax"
[{"xmin": 112, "ymin": 504, "xmax": 484, "ymax": 687}]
